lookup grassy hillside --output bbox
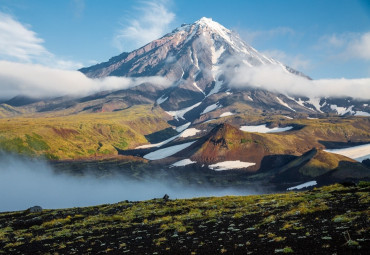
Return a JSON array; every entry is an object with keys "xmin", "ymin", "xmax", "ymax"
[
  {"xmin": 190, "ymin": 119, "xmax": 370, "ymax": 172},
  {"xmin": 0, "ymin": 101, "xmax": 369, "ymax": 163},
  {"xmin": 0, "ymin": 183, "xmax": 369, "ymax": 254},
  {"xmin": 199, "ymin": 114, "xmax": 370, "ymax": 151},
  {"xmin": 0, "ymin": 105, "xmax": 171, "ymax": 160}
]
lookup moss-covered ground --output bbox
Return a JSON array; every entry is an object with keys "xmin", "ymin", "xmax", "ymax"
[{"xmin": 0, "ymin": 183, "xmax": 369, "ymax": 254}]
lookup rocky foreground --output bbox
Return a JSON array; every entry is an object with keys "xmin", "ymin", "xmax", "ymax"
[{"xmin": 0, "ymin": 183, "xmax": 369, "ymax": 254}]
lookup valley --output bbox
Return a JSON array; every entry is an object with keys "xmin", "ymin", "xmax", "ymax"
[{"xmin": 1, "ymin": 108, "xmax": 369, "ymax": 192}]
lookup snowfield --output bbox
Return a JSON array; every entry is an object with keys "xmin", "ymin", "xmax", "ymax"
[
  {"xmin": 136, "ymin": 134, "xmax": 180, "ymax": 149},
  {"xmin": 276, "ymin": 97, "xmax": 296, "ymax": 112},
  {"xmin": 240, "ymin": 124, "xmax": 293, "ymax": 133},
  {"xmin": 180, "ymin": 128, "xmax": 201, "ymax": 138},
  {"xmin": 324, "ymin": 143, "xmax": 370, "ymax": 162},
  {"xmin": 220, "ymin": 112, "xmax": 234, "ymax": 117},
  {"xmin": 156, "ymin": 95, "xmax": 168, "ymax": 105},
  {"xmin": 354, "ymin": 111, "xmax": 370, "ymax": 117},
  {"xmin": 143, "ymin": 141, "xmax": 196, "ymax": 160},
  {"xmin": 287, "ymin": 181, "xmax": 317, "ymax": 190},
  {"xmin": 201, "ymin": 102, "xmax": 222, "ymax": 115},
  {"xmin": 330, "ymin": 104, "xmax": 354, "ymax": 115},
  {"xmin": 171, "ymin": 159, "xmax": 196, "ymax": 167},
  {"xmin": 166, "ymin": 102, "xmax": 202, "ymax": 120},
  {"xmin": 208, "ymin": 160, "xmax": 256, "ymax": 171},
  {"xmin": 176, "ymin": 122, "xmax": 191, "ymax": 132}
]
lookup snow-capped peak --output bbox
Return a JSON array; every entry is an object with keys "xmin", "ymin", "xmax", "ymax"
[
  {"xmin": 81, "ymin": 17, "xmax": 311, "ymax": 116},
  {"xmin": 195, "ymin": 17, "xmax": 228, "ymax": 32}
]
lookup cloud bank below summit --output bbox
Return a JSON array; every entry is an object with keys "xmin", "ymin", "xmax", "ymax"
[
  {"xmin": 226, "ymin": 63, "xmax": 370, "ymax": 100},
  {"xmin": 0, "ymin": 60, "xmax": 369, "ymax": 101},
  {"xmin": 0, "ymin": 61, "xmax": 172, "ymax": 100}
]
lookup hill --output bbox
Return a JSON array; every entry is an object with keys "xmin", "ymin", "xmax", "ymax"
[{"xmin": 0, "ymin": 105, "xmax": 171, "ymax": 160}]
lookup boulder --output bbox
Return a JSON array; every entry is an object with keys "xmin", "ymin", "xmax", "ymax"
[{"xmin": 27, "ymin": 206, "xmax": 42, "ymax": 213}]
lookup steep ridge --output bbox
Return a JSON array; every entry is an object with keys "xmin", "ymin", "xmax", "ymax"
[{"xmin": 189, "ymin": 123, "xmax": 269, "ymax": 171}]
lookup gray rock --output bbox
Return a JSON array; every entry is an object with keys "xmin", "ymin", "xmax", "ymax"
[{"xmin": 27, "ymin": 206, "xmax": 42, "ymax": 213}]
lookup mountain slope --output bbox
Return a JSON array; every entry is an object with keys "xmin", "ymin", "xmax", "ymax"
[
  {"xmin": 79, "ymin": 18, "xmax": 308, "ymax": 113},
  {"xmin": 0, "ymin": 105, "xmax": 171, "ymax": 160},
  {"xmin": 80, "ymin": 17, "xmax": 369, "ymax": 124}
]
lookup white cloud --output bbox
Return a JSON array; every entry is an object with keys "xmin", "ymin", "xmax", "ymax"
[
  {"xmin": 225, "ymin": 60, "xmax": 370, "ymax": 100},
  {"xmin": 54, "ymin": 59, "xmax": 84, "ymax": 70},
  {"xmin": 319, "ymin": 32, "xmax": 370, "ymax": 61},
  {"xmin": 326, "ymin": 34, "xmax": 346, "ymax": 48},
  {"xmin": 0, "ymin": 11, "xmax": 83, "ymax": 70},
  {"xmin": 113, "ymin": 0, "xmax": 175, "ymax": 51},
  {"xmin": 0, "ymin": 61, "xmax": 172, "ymax": 99},
  {"xmin": 347, "ymin": 32, "xmax": 370, "ymax": 60},
  {"xmin": 0, "ymin": 12, "xmax": 50, "ymax": 62}
]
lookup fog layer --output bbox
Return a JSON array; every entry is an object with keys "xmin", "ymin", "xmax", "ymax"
[{"xmin": 0, "ymin": 153, "xmax": 258, "ymax": 212}]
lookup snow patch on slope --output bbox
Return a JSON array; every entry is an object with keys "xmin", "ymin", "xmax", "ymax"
[
  {"xmin": 166, "ymin": 102, "xmax": 202, "ymax": 120},
  {"xmin": 209, "ymin": 160, "xmax": 256, "ymax": 171},
  {"xmin": 211, "ymin": 45, "xmax": 225, "ymax": 64},
  {"xmin": 307, "ymin": 98, "xmax": 323, "ymax": 113},
  {"xmin": 276, "ymin": 97, "xmax": 296, "ymax": 112},
  {"xmin": 355, "ymin": 111, "xmax": 370, "ymax": 116},
  {"xmin": 143, "ymin": 141, "xmax": 196, "ymax": 160},
  {"xmin": 330, "ymin": 105, "xmax": 355, "ymax": 115},
  {"xmin": 324, "ymin": 143, "xmax": 370, "ymax": 162},
  {"xmin": 136, "ymin": 134, "xmax": 180, "ymax": 149},
  {"xmin": 171, "ymin": 159, "xmax": 196, "ymax": 167},
  {"xmin": 201, "ymin": 102, "xmax": 222, "ymax": 115},
  {"xmin": 193, "ymin": 82, "xmax": 205, "ymax": 95},
  {"xmin": 287, "ymin": 181, "xmax": 317, "ymax": 191},
  {"xmin": 136, "ymin": 125, "xmax": 198, "ymax": 149},
  {"xmin": 220, "ymin": 112, "xmax": 234, "ymax": 117},
  {"xmin": 208, "ymin": 79, "xmax": 223, "ymax": 97},
  {"xmin": 176, "ymin": 122, "xmax": 191, "ymax": 132},
  {"xmin": 287, "ymin": 96, "xmax": 315, "ymax": 112},
  {"xmin": 240, "ymin": 124, "xmax": 293, "ymax": 133},
  {"xmin": 180, "ymin": 128, "xmax": 201, "ymax": 138},
  {"xmin": 156, "ymin": 95, "xmax": 168, "ymax": 105}
]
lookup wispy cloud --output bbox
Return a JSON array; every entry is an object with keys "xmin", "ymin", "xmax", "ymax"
[
  {"xmin": 347, "ymin": 32, "xmax": 370, "ymax": 60},
  {"xmin": 224, "ymin": 58, "xmax": 370, "ymax": 100},
  {"xmin": 0, "ymin": 11, "xmax": 83, "ymax": 69},
  {"xmin": 318, "ymin": 32, "xmax": 370, "ymax": 61},
  {"xmin": 0, "ymin": 12, "xmax": 50, "ymax": 62},
  {"xmin": 0, "ymin": 61, "xmax": 172, "ymax": 99},
  {"xmin": 113, "ymin": 0, "xmax": 175, "ymax": 52}
]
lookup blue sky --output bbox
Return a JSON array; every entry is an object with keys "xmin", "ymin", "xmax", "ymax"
[{"xmin": 0, "ymin": 0, "xmax": 369, "ymax": 79}]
